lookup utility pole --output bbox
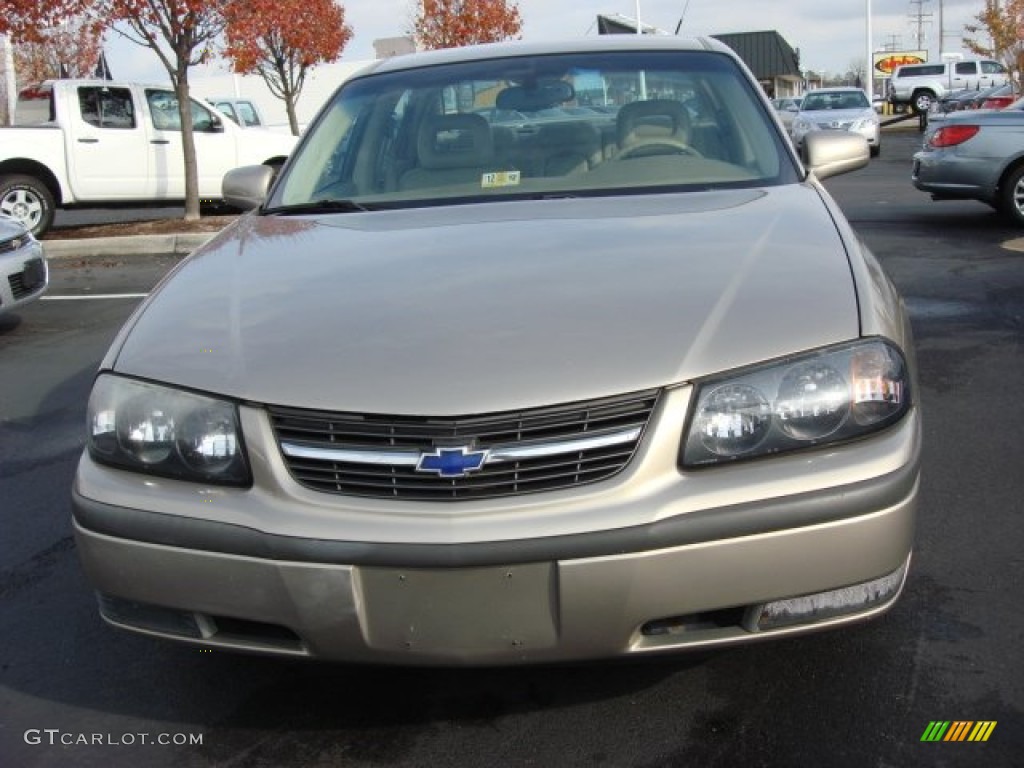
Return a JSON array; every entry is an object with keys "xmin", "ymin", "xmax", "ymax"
[
  {"xmin": 867, "ymin": 0, "xmax": 873, "ymax": 95},
  {"xmin": 908, "ymin": 0, "xmax": 933, "ymax": 57}
]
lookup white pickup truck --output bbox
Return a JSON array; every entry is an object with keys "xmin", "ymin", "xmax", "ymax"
[{"xmin": 0, "ymin": 79, "xmax": 298, "ymax": 237}]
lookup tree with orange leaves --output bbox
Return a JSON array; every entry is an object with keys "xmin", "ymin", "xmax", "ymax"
[
  {"xmin": 14, "ymin": 17, "xmax": 105, "ymax": 82},
  {"xmin": 224, "ymin": 0, "xmax": 352, "ymax": 136},
  {"xmin": 413, "ymin": 0, "xmax": 522, "ymax": 51},
  {"xmin": 963, "ymin": 0, "xmax": 1024, "ymax": 87}
]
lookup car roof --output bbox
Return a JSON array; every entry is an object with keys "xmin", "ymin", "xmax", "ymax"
[
  {"xmin": 805, "ymin": 86, "xmax": 864, "ymax": 94},
  {"xmin": 357, "ymin": 36, "xmax": 737, "ymax": 77}
]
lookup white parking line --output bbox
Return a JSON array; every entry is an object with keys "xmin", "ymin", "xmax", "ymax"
[{"xmin": 42, "ymin": 293, "xmax": 149, "ymax": 301}]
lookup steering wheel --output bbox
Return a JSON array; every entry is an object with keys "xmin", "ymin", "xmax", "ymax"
[{"xmin": 617, "ymin": 139, "xmax": 702, "ymax": 160}]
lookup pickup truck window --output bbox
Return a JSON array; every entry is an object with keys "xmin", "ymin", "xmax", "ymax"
[
  {"xmin": 145, "ymin": 90, "xmax": 220, "ymax": 132},
  {"xmin": 78, "ymin": 87, "xmax": 136, "ymax": 129},
  {"xmin": 955, "ymin": 62, "xmax": 977, "ymax": 75},
  {"xmin": 982, "ymin": 61, "xmax": 1007, "ymax": 74}
]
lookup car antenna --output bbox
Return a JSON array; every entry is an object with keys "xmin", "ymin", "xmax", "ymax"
[{"xmin": 674, "ymin": 0, "xmax": 692, "ymax": 34}]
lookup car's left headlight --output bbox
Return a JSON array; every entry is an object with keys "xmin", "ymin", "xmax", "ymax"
[
  {"xmin": 853, "ymin": 116, "xmax": 879, "ymax": 130},
  {"xmin": 681, "ymin": 340, "xmax": 911, "ymax": 468},
  {"xmin": 87, "ymin": 374, "xmax": 251, "ymax": 486}
]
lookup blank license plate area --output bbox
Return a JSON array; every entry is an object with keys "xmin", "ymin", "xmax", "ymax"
[{"xmin": 356, "ymin": 563, "xmax": 558, "ymax": 656}]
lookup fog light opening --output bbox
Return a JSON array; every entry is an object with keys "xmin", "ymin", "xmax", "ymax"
[
  {"xmin": 641, "ymin": 607, "xmax": 748, "ymax": 636},
  {"xmin": 750, "ymin": 558, "xmax": 910, "ymax": 632}
]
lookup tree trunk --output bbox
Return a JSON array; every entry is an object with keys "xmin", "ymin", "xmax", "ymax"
[
  {"xmin": 175, "ymin": 62, "xmax": 201, "ymax": 222},
  {"xmin": 286, "ymin": 94, "xmax": 299, "ymax": 136}
]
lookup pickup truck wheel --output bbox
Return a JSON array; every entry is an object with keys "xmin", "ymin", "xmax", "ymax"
[
  {"xmin": 999, "ymin": 165, "xmax": 1024, "ymax": 225},
  {"xmin": 0, "ymin": 175, "xmax": 55, "ymax": 238},
  {"xmin": 911, "ymin": 91, "xmax": 935, "ymax": 115}
]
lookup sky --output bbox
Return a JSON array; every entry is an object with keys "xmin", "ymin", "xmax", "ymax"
[{"xmin": 101, "ymin": 0, "xmax": 987, "ymax": 85}]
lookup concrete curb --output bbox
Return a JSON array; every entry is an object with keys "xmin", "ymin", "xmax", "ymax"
[{"xmin": 41, "ymin": 233, "xmax": 215, "ymax": 259}]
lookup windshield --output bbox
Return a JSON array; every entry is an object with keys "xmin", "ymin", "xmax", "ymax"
[
  {"xmin": 269, "ymin": 50, "xmax": 797, "ymax": 211},
  {"xmin": 801, "ymin": 91, "xmax": 870, "ymax": 112}
]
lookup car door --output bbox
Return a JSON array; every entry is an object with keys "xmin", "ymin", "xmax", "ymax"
[
  {"xmin": 65, "ymin": 86, "xmax": 150, "ymax": 199},
  {"xmin": 979, "ymin": 60, "xmax": 1007, "ymax": 89},
  {"xmin": 144, "ymin": 88, "xmax": 239, "ymax": 199},
  {"xmin": 951, "ymin": 62, "xmax": 978, "ymax": 90}
]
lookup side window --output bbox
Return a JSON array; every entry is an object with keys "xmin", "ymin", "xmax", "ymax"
[
  {"xmin": 190, "ymin": 100, "xmax": 218, "ymax": 132},
  {"xmin": 78, "ymin": 87, "xmax": 136, "ymax": 129},
  {"xmin": 146, "ymin": 89, "xmax": 181, "ymax": 130},
  {"xmin": 982, "ymin": 61, "xmax": 1007, "ymax": 75},
  {"xmin": 237, "ymin": 102, "xmax": 261, "ymax": 127},
  {"xmin": 146, "ymin": 91, "xmax": 220, "ymax": 132},
  {"xmin": 215, "ymin": 102, "xmax": 240, "ymax": 124},
  {"xmin": 955, "ymin": 62, "xmax": 976, "ymax": 75}
]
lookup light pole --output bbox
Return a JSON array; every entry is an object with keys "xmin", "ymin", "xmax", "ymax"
[{"xmin": 866, "ymin": 0, "xmax": 873, "ymax": 96}]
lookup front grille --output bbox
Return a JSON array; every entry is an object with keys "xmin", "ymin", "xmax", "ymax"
[{"xmin": 268, "ymin": 388, "xmax": 660, "ymax": 501}]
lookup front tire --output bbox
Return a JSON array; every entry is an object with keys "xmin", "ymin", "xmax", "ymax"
[
  {"xmin": 911, "ymin": 90, "xmax": 934, "ymax": 115},
  {"xmin": 0, "ymin": 175, "xmax": 55, "ymax": 238}
]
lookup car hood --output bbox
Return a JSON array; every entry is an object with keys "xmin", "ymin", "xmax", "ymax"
[{"xmin": 111, "ymin": 188, "xmax": 859, "ymax": 415}]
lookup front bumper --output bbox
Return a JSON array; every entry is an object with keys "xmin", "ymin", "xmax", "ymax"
[
  {"xmin": 0, "ymin": 238, "xmax": 47, "ymax": 313},
  {"xmin": 73, "ymin": 401, "xmax": 920, "ymax": 665}
]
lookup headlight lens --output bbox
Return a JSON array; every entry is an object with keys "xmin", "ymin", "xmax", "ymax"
[
  {"xmin": 87, "ymin": 374, "xmax": 251, "ymax": 486},
  {"xmin": 681, "ymin": 340, "xmax": 910, "ymax": 468}
]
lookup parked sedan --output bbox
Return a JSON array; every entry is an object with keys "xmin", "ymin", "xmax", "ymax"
[
  {"xmin": 73, "ymin": 36, "xmax": 919, "ymax": 666},
  {"xmin": 792, "ymin": 87, "xmax": 881, "ymax": 157},
  {"xmin": 0, "ymin": 213, "xmax": 47, "ymax": 315},
  {"xmin": 913, "ymin": 101, "xmax": 1024, "ymax": 223},
  {"xmin": 771, "ymin": 97, "xmax": 801, "ymax": 132}
]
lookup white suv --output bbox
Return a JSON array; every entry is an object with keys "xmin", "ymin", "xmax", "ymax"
[{"xmin": 888, "ymin": 59, "xmax": 1009, "ymax": 113}]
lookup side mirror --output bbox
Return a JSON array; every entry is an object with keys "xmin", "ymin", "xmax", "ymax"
[
  {"xmin": 803, "ymin": 131, "xmax": 869, "ymax": 180},
  {"xmin": 223, "ymin": 165, "xmax": 275, "ymax": 210}
]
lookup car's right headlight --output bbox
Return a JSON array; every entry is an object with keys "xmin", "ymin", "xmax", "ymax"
[
  {"xmin": 87, "ymin": 374, "xmax": 251, "ymax": 486},
  {"xmin": 680, "ymin": 339, "xmax": 911, "ymax": 468},
  {"xmin": 793, "ymin": 119, "xmax": 810, "ymax": 133}
]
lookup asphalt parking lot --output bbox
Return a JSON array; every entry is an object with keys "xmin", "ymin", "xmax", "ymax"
[{"xmin": 1, "ymin": 129, "xmax": 1022, "ymax": 767}]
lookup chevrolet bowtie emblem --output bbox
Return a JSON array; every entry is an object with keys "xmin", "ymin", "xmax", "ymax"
[{"xmin": 415, "ymin": 446, "xmax": 489, "ymax": 478}]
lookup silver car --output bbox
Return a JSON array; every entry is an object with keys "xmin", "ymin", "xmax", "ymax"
[
  {"xmin": 792, "ymin": 87, "xmax": 881, "ymax": 157},
  {"xmin": 771, "ymin": 97, "xmax": 801, "ymax": 133},
  {"xmin": 913, "ymin": 98, "xmax": 1024, "ymax": 223},
  {"xmin": 0, "ymin": 213, "xmax": 47, "ymax": 315},
  {"xmin": 73, "ymin": 37, "xmax": 919, "ymax": 665}
]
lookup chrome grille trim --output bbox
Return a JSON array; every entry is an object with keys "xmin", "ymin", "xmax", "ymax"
[
  {"xmin": 268, "ymin": 389, "xmax": 660, "ymax": 501},
  {"xmin": 280, "ymin": 425, "xmax": 642, "ymax": 467}
]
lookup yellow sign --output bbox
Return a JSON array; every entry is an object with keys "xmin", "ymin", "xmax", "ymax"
[{"xmin": 873, "ymin": 51, "xmax": 928, "ymax": 75}]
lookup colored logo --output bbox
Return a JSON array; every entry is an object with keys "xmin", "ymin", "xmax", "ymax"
[
  {"xmin": 416, "ymin": 446, "xmax": 488, "ymax": 478},
  {"xmin": 920, "ymin": 721, "xmax": 997, "ymax": 742}
]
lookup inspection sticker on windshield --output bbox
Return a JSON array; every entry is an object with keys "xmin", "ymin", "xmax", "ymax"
[{"xmin": 482, "ymin": 171, "xmax": 521, "ymax": 188}]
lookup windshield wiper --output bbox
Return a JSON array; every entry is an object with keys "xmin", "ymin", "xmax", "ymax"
[{"xmin": 262, "ymin": 199, "xmax": 372, "ymax": 215}]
